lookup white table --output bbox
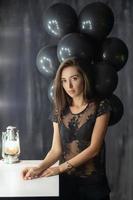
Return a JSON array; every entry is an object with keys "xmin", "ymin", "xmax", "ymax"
[{"xmin": 0, "ymin": 160, "xmax": 59, "ymax": 197}]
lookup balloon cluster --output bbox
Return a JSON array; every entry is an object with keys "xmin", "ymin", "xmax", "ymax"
[{"xmin": 36, "ymin": 2, "xmax": 128, "ymax": 126}]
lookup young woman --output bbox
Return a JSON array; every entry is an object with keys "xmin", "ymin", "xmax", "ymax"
[{"xmin": 22, "ymin": 58, "xmax": 111, "ymax": 200}]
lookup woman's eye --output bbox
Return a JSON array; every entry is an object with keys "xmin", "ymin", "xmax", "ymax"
[
  {"xmin": 72, "ymin": 77, "xmax": 78, "ymax": 81},
  {"xmin": 61, "ymin": 79, "xmax": 66, "ymax": 84}
]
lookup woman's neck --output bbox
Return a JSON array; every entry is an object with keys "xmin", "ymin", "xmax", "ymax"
[{"xmin": 72, "ymin": 97, "xmax": 88, "ymax": 108}]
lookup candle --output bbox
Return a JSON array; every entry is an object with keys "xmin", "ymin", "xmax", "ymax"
[{"xmin": 4, "ymin": 141, "xmax": 19, "ymax": 155}]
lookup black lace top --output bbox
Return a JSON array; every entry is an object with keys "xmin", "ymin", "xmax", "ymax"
[{"xmin": 50, "ymin": 99, "xmax": 111, "ymax": 184}]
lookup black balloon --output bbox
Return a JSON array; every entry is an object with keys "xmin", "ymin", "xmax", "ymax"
[
  {"xmin": 78, "ymin": 2, "xmax": 114, "ymax": 41},
  {"xmin": 57, "ymin": 33, "xmax": 94, "ymax": 63},
  {"xmin": 48, "ymin": 81, "xmax": 55, "ymax": 103},
  {"xmin": 93, "ymin": 62, "xmax": 118, "ymax": 97},
  {"xmin": 43, "ymin": 3, "xmax": 78, "ymax": 38},
  {"xmin": 97, "ymin": 37, "xmax": 129, "ymax": 71},
  {"xmin": 109, "ymin": 95, "xmax": 124, "ymax": 125},
  {"xmin": 36, "ymin": 45, "xmax": 59, "ymax": 78}
]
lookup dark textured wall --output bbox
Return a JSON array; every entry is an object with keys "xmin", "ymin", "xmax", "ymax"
[{"xmin": 0, "ymin": 0, "xmax": 132, "ymax": 199}]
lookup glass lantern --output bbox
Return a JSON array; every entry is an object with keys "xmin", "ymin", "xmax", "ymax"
[{"xmin": 2, "ymin": 126, "xmax": 20, "ymax": 164}]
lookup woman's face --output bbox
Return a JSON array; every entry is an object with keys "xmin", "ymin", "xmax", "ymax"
[{"xmin": 61, "ymin": 66, "xmax": 84, "ymax": 99}]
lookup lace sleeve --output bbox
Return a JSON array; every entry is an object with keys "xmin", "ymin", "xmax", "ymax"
[
  {"xmin": 49, "ymin": 113, "xmax": 58, "ymax": 123},
  {"xmin": 96, "ymin": 99, "xmax": 112, "ymax": 117}
]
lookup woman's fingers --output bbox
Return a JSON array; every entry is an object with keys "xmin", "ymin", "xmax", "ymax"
[
  {"xmin": 24, "ymin": 169, "xmax": 33, "ymax": 179},
  {"xmin": 22, "ymin": 166, "xmax": 59, "ymax": 180},
  {"xmin": 40, "ymin": 167, "xmax": 60, "ymax": 177},
  {"xmin": 22, "ymin": 167, "xmax": 38, "ymax": 180},
  {"xmin": 40, "ymin": 169, "xmax": 52, "ymax": 177},
  {"xmin": 40, "ymin": 169, "xmax": 50, "ymax": 177},
  {"xmin": 21, "ymin": 168, "xmax": 29, "ymax": 179}
]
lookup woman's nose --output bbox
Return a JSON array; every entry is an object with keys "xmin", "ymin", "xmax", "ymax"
[{"xmin": 68, "ymin": 80, "xmax": 73, "ymax": 88}]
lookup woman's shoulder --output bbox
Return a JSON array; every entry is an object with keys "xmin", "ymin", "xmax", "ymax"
[{"xmin": 95, "ymin": 98, "xmax": 112, "ymax": 117}]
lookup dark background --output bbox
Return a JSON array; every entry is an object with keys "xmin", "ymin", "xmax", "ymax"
[{"xmin": 0, "ymin": 0, "xmax": 132, "ymax": 199}]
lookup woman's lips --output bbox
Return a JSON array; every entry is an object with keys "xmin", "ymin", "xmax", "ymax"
[{"xmin": 67, "ymin": 90, "xmax": 75, "ymax": 94}]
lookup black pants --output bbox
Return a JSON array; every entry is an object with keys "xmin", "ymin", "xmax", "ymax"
[{"xmin": 59, "ymin": 174, "xmax": 110, "ymax": 200}]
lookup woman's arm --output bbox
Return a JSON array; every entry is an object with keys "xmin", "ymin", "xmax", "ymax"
[
  {"xmin": 38, "ymin": 122, "xmax": 62, "ymax": 171},
  {"xmin": 22, "ymin": 122, "xmax": 62, "ymax": 179},
  {"xmin": 59, "ymin": 112, "xmax": 110, "ymax": 173}
]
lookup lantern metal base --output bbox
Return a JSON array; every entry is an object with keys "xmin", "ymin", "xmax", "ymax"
[{"xmin": 3, "ymin": 155, "xmax": 20, "ymax": 164}]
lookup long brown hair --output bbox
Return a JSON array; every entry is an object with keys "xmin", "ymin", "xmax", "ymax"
[{"xmin": 53, "ymin": 57, "xmax": 92, "ymax": 122}]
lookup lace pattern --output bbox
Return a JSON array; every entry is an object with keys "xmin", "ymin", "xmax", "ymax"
[
  {"xmin": 50, "ymin": 99, "xmax": 111, "ymax": 177},
  {"xmin": 62, "ymin": 101, "xmax": 97, "ymax": 131}
]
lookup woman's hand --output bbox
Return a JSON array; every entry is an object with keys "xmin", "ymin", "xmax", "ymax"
[
  {"xmin": 22, "ymin": 166, "xmax": 60, "ymax": 180},
  {"xmin": 40, "ymin": 166, "xmax": 60, "ymax": 177},
  {"xmin": 22, "ymin": 166, "xmax": 42, "ymax": 180}
]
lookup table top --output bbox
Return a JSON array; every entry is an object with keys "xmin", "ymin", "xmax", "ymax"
[{"xmin": 0, "ymin": 160, "xmax": 59, "ymax": 197}]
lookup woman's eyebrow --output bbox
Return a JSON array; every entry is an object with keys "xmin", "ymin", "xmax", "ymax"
[
  {"xmin": 70, "ymin": 74, "xmax": 79, "ymax": 78},
  {"xmin": 61, "ymin": 74, "xmax": 79, "ymax": 79}
]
